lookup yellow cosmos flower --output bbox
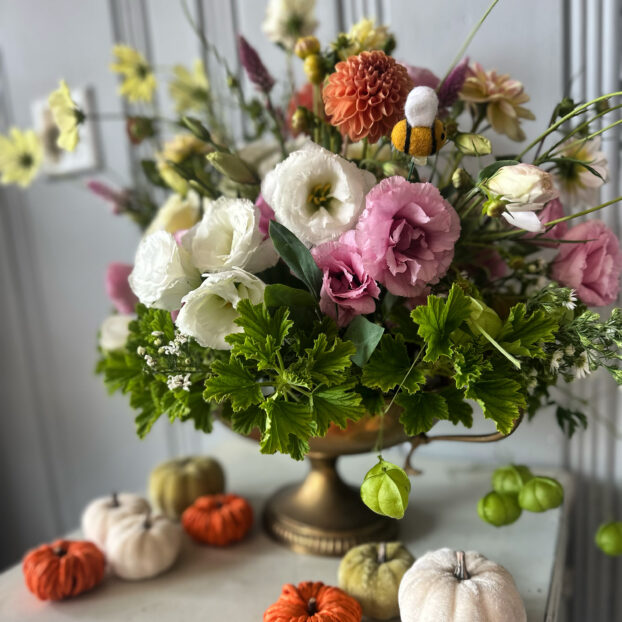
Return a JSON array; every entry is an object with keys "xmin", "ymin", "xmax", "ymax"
[
  {"xmin": 169, "ymin": 60, "xmax": 209, "ymax": 114},
  {"xmin": 110, "ymin": 44, "xmax": 156, "ymax": 103},
  {"xmin": 156, "ymin": 134, "xmax": 210, "ymax": 196},
  {"xmin": 0, "ymin": 128, "xmax": 43, "ymax": 187},
  {"xmin": 48, "ymin": 80, "xmax": 84, "ymax": 151}
]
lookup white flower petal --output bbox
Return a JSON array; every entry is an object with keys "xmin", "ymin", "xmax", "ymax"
[
  {"xmin": 99, "ymin": 314, "xmax": 134, "ymax": 351},
  {"xmin": 501, "ymin": 210, "xmax": 545, "ymax": 232}
]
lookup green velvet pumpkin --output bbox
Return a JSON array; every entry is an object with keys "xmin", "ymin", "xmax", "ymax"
[
  {"xmin": 338, "ymin": 542, "xmax": 414, "ymax": 620},
  {"xmin": 149, "ymin": 456, "xmax": 225, "ymax": 519}
]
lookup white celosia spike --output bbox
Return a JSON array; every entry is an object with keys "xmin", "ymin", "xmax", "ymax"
[{"xmin": 404, "ymin": 86, "xmax": 439, "ymax": 128}]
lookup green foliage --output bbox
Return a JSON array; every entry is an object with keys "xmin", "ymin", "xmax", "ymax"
[
  {"xmin": 555, "ymin": 406, "xmax": 587, "ymax": 438},
  {"xmin": 345, "ymin": 315, "xmax": 385, "ymax": 367}
]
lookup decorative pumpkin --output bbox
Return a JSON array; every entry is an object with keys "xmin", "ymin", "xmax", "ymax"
[
  {"xmin": 23, "ymin": 539, "xmax": 105, "ymax": 601},
  {"xmin": 81, "ymin": 492, "xmax": 150, "ymax": 548},
  {"xmin": 477, "ymin": 491, "xmax": 522, "ymax": 526},
  {"xmin": 595, "ymin": 521, "xmax": 622, "ymax": 556},
  {"xmin": 338, "ymin": 541, "xmax": 414, "ymax": 620},
  {"xmin": 398, "ymin": 548, "xmax": 526, "ymax": 622},
  {"xmin": 149, "ymin": 455, "xmax": 225, "ymax": 519},
  {"xmin": 264, "ymin": 581, "xmax": 362, "ymax": 622},
  {"xmin": 518, "ymin": 476, "xmax": 564, "ymax": 512},
  {"xmin": 492, "ymin": 464, "xmax": 533, "ymax": 495},
  {"xmin": 182, "ymin": 493, "xmax": 253, "ymax": 546},
  {"xmin": 105, "ymin": 512, "xmax": 182, "ymax": 580}
]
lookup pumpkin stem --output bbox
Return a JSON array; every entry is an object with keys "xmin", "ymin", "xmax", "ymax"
[
  {"xmin": 454, "ymin": 550, "xmax": 470, "ymax": 581},
  {"xmin": 307, "ymin": 597, "xmax": 318, "ymax": 615},
  {"xmin": 377, "ymin": 542, "xmax": 387, "ymax": 564},
  {"xmin": 52, "ymin": 546, "xmax": 67, "ymax": 558},
  {"xmin": 111, "ymin": 492, "xmax": 119, "ymax": 507}
]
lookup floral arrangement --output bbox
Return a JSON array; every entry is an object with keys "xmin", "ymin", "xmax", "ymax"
[{"xmin": 3, "ymin": 0, "xmax": 622, "ymax": 525}]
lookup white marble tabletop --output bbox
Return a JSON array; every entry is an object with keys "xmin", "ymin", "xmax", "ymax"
[{"xmin": 0, "ymin": 433, "xmax": 572, "ymax": 621}]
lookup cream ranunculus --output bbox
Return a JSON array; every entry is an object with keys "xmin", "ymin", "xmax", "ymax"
[
  {"xmin": 485, "ymin": 163, "xmax": 559, "ymax": 232},
  {"xmin": 175, "ymin": 269, "xmax": 266, "ymax": 349},
  {"xmin": 145, "ymin": 191, "xmax": 201, "ymax": 236},
  {"xmin": 183, "ymin": 196, "xmax": 277, "ymax": 273},
  {"xmin": 99, "ymin": 314, "xmax": 134, "ymax": 351},
  {"xmin": 261, "ymin": 142, "xmax": 376, "ymax": 246},
  {"xmin": 262, "ymin": 0, "xmax": 318, "ymax": 51},
  {"xmin": 129, "ymin": 231, "xmax": 200, "ymax": 311}
]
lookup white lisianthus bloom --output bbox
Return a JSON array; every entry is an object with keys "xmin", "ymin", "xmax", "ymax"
[
  {"xmin": 129, "ymin": 231, "xmax": 200, "ymax": 311},
  {"xmin": 176, "ymin": 268, "xmax": 266, "ymax": 349},
  {"xmin": 145, "ymin": 190, "xmax": 201, "ymax": 236},
  {"xmin": 262, "ymin": 142, "xmax": 376, "ymax": 246},
  {"xmin": 485, "ymin": 163, "xmax": 559, "ymax": 232},
  {"xmin": 99, "ymin": 314, "xmax": 133, "ymax": 351},
  {"xmin": 183, "ymin": 196, "xmax": 278, "ymax": 273},
  {"xmin": 262, "ymin": 0, "xmax": 317, "ymax": 51},
  {"xmin": 553, "ymin": 136, "xmax": 608, "ymax": 208}
]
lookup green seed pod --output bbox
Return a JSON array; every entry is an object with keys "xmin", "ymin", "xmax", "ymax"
[
  {"xmin": 360, "ymin": 457, "xmax": 411, "ymax": 519},
  {"xmin": 518, "ymin": 476, "xmax": 564, "ymax": 512},
  {"xmin": 492, "ymin": 464, "xmax": 534, "ymax": 496},
  {"xmin": 477, "ymin": 491, "xmax": 522, "ymax": 527},
  {"xmin": 454, "ymin": 133, "xmax": 492, "ymax": 156},
  {"xmin": 595, "ymin": 521, "xmax": 622, "ymax": 557}
]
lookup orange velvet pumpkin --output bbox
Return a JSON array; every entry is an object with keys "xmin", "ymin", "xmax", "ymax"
[
  {"xmin": 181, "ymin": 493, "xmax": 253, "ymax": 546},
  {"xmin": 264, "ymin": 581, "xmax": 362, "ymax": 622},
  {"xmin": 22, "ymin": 539, "xmax": 106, "ymax": 601}
]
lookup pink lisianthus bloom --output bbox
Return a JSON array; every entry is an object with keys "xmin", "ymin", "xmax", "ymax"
[
  {"xmin": 106, "ymin": 262, "xmax": 138, "ymax": 314},
  {"xmin": 255, "ymin": 194, "xmax": 275, "ymax": 238},
  {"xmin": 311, "ymin": 230, "xmax": 380, "ymax": 327},
  {"xmin": 470, "ymin": 248, "xmax": 508, "ymax": 280},
  {"xmin": 355, "ymin": 177, "xmax": 460, "ymax": 297},
  {"xmin": 551, "ymin": 221, "xmax": 622, "ymax": 307},
  {"xmin": 525, "ymin": 198, "xmax": 568, "ymax": 246}
]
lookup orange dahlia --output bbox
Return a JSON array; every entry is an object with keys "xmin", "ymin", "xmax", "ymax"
[{"xmin": 323, "ymin": 50, "xmax": 412, "ymax": 144}]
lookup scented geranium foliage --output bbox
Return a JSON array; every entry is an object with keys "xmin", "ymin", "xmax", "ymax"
[{"xmin": 44, "ymin": 0, "xmax": 619, "ymax": 525}]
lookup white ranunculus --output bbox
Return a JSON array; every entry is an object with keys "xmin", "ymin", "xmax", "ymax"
[
  {"xmin": 485, "ymin": 163, "xmax": 559, "ymax": 232},
  {"xmin": 99, "ymin": 314, "xmax": 133, "ymax": 351},
  {"xmin": 129, "ymin": 231, "xmax": 200, "ymax": 311},
  {"xmin": 261, "ymin": 142, "xmax": 376, "ymax": 246},
  {"xmin": 262, "ymin": 0, "xmax": 317, "ymax": 51},
  {"xmin": 145, "ymin": 190, "xmax": 201, "ymax": 236},
  {"xmin": 175, "ymin": 268, "xmax": 266, "ymax": 349},
  {"xmin": 183, "ymin": 196, "xmax": 277, "ymax": 273}
]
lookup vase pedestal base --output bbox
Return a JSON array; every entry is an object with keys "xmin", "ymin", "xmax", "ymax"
[{"xmin": 262, "ymin": 455, "xmax": 398, "ymax": 556}]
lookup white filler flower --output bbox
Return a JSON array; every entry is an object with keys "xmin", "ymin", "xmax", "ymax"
[
  {"xmin": 176, "ymin": 268, "xmax": 266, "ymax": 349},
  {"xmin": 99, "ymin": 314, "xmax": 133, "ymax": 352},
  {"xmin": 145, "ymin": 190, "xmax": 201, "ymax": 236},
  {"xmin": 183, "ymin": 196, "xmax": 278, "ymax": 273},
  {"xmin": 262, "ymin": 142, "xmax": 376, "ymax": 246},
  {"xmin": 129, "ymin": 231, "xmax": 200, "ymax": 311},
  {"xmin": 262, "ymin": 0, "xmax": 318, "ymax": 51}
]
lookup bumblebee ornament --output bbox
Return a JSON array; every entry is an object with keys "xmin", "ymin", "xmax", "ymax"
[{"xmin": 391, "ymin": 86, "xmax": 447, "ymax": 163}]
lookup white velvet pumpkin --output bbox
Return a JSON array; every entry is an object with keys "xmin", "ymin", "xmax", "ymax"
[
  {"xmin": 105, "ymin": 513, "xmax": 182, "ymax": 580},
  {"xmin": 398, "ymin": 548, "xmax": 527, "ymax": 622},
  {"xmin": 81, "ymin": 492, "xmax": 150, "ymax": 549}
]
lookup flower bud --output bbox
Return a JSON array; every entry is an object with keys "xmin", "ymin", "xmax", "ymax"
[
  {"xmin": 483, "ymin": 198, "xmax": 507, "ymax": 218},
  {"xmin": 226, "ymin": 73, "xmax": 239, "ymax": 90},
  {"xmin": 206, "ymin": 152, "xmax": 259, "ymax": 185},
  {"xmin": 291, "ymin": 107, "xmax": 309, "ymax": 133},
  {"xmin": 180, "ymin": 116, "xmax": 212, "ymax": 143},
  {"xmin": 518, "ymin": 476, "xmax": 564, "ymax": 512},
  {"xmin": 304, "ymin": 54, "xmax": 325, "ymax": 85},
  {"xmin": 595, "ymin": 521, "xmax": 622, "ymax": 557},
  {"xmin": 294, "ymin": 36, "xmax": 320, "ymax": 59},
  {"xmin": 451, "ymin": 168, "xmax": 473, "ymax": 190},
  {"xmin": 477, "ymin": 491, "xmax": 522, "ymax": 527},
  {"xmin": 595, "ymin": 98, "xmax": 610, "ymax": 114},
  {"xmin": 126, "ymin": 116, "xmax": 156, "ymax": 145},
  {"xmin": 455, "ymin": 133, "xmax": 492, "ymax": 156},
  {"xmin": 557, "ymin": 96, "xmax": 576, "ymax": 118},
  {"xmin": 382, "ymin": 161, "xmax": 407, "ymax": 177},
  {"xmin": 492, "ymin": 465, "xmax": 534, "ymax": 496},
  {"xmin": 485, "ymin": 163, "xmax": 558, "ymax": 208},
  {"xmin": 360, "ymin": 457, "xmax": 410, "ymax": 519}
]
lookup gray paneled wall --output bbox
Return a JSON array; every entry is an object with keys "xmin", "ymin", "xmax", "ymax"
[{"xmin": 0, "ymin": 3, "xmax": 620, "ymax": 619}]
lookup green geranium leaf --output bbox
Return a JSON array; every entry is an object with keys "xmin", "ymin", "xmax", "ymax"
[
  {"xmin": 453, "ymin": 347, "xmax": 491, "ymax": 390},
  {"xmin": 362, "ymin": 334, "xmax": 425, "ymax": 394},
  {"xmin": 269, "ymin": 221, "xmax": 322, "ymax": 297},
  {"xmin": 345, "ymin": 315, "xmax": 385, "ymax": 367},
  {"xmin": 230, "ymin": 404, "xmax": 266, "ymax": 436},
  {"xmin": 396, "ymin": 391, "xmax": 447, "ymax": 436},
  {"xmin": 411, "ymin": 283, "xmax": 472, "ymax": 362},
  {"xmin": 441, "ymin": 386, "xmax": 474, "ymax": 428},
  {"xmin": 499, "ymin": 303, "xmax": 558, "ymax": 358},
  {"xmin": 259, "ymin": 399, "xmax": 315, "ymax": 460},
  {"xmin": 305, "ymin": 333, "xmax": 356, "ymax": 386},
  {"xmin": 311, "ymin": 384, "xmax": 366, "ymax": 436},
  {"xmin": 360, "ymin": 457, "xmax": 411, "ymax": 519},
  {"xmin": 264, "ymin": 283, "xmax": 316, "ymax": 308},
  {"xmin": 203, "ymin": 357, "xmax": 264, "ymax": 411}
]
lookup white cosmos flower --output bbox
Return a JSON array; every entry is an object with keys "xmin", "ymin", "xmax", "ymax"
[
  {"xmin": 261, "ymin": 142, "xmax": 376, "ymax": 246},
  {"xmin": 183, "ymin": 196, "xmax": 277, "ymax": 273},
  {"xmin": 485, "ymin": 163, "xmax": 559, "ymax": 232},
  {"xmin": 176, "ymin": 268, "xmax": 266, "ymax": 349},
  {"xmin": 262, "ymin": 0, "xmax": 317, "ymax": 51},
  {"xmin": 99, "ymin": 314, "xmax": 133, "ymax": 351},
  {"xmin": 129, "ymin": 231, "xmax": 200, "ymax": 311},
  {"xmin": 553, "ymin": 136, "xmax": 608, "ymax": 208},
  {"xmin": 145, "ymin": 190, "xmax": 201, "ymax": 236}
]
